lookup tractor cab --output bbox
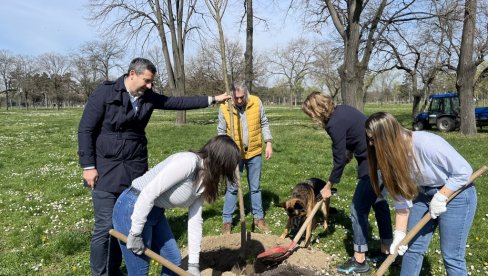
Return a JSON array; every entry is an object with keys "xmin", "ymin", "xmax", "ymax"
[{"xmin": 413, "ymin": 93, "xmax": 460, "ymax": 132}]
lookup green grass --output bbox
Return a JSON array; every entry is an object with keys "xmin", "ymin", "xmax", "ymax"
[{"xmin": 0, "ymin": 104, "xmax": 487, "ymax": 275}]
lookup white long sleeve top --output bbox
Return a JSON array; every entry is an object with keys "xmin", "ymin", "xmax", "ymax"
[
  {"xmin": 130, "ymin": 152, "xmax": 205, "ymax": 264},
  {"xmin": 393, "ymin": 131, "xmax": 472, "ymax": 209}
]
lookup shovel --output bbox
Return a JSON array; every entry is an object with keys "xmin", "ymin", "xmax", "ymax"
[
  {"xmin": 109, "ymin": 229, "xmax": 191, "ymax": 276},
  {"xmin": 257, "ymin": 197, "xmax": 325, "ymax": 264},
  {"xmin": 375, "ymin": 165, "xmax": 487, "ymax": 276}
]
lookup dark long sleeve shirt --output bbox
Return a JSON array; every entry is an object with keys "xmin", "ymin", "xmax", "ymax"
[{"xmin": 325, "ymin": 105, "xmax": 369, "ymax": 184}]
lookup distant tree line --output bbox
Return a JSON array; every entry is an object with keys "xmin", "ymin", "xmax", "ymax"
[{"xmin": 2, "ymin": 0, "xmax": 488, "ymax": 134}]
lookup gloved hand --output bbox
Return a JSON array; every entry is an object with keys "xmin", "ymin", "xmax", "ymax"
[
  {"xmin": 187, "ymin": 263, "xmax": 200, "ymax": 276},
  {"xmin": 390, "ymin": 230, "xmax": 408, "ymax": 256},
  {"xmin": 430, "ymin": 191, "xmax": 448, "ymax": 219},
  {"xmin": 127, "ymin": 231, "xmax": 145, "ymax": 255}
]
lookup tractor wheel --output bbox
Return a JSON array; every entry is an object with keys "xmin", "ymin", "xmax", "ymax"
[
  {"xmin": 413, "ymin": 121, "xmax": 425, "ymax": 131},
  {"xmin": 437, "ymin": 117, "xmax": 455, "ymax": 132}
]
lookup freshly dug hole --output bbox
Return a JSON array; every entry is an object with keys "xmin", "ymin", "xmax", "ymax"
[{"xmin": 181, "ymin": 232, "xmax": 340, "ymax": 275}]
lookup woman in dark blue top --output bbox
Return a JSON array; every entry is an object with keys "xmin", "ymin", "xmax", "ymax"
[{"xmin": 302, "ymin": 91, "xmax": 393, "ymax": 274}]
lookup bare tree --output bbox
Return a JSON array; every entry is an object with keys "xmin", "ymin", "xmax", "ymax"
[
  {"xmin": 11, "ymin": 55, "xmax": 39, "ymax": 109},
  {"xmin": 244, "ymin": 0, "xmax": 253, "ymax": 92},
  {"xmin": 186, "ymin": 42, "xmax": 223, "ymax": 94},
  {"xmin": 204, "ymin": 0, "xmax": 248, "ymax": 251},
  {"xmin": 80, "ymin": 39, "xmax": 124, "ymax": 80},
  {"xmin": 267, "ymin": 38, "xmax": 315, "ymax": 106},
  {"xmin": 71, "ymin": 53, "xmax": 101, "ymax": 101},
  {"xmin": 0, "ymin": 50, "xmax": 16, "ymax": 109},
  {"xmin": 310, "ymin": 43, "xmax": 341, "ymax": 100},
  {"xmin": 225, "ymin": 39, "xmax": 245, "ymax": 83},
  {"xmin": 427, "ymin": 0, "xmax": 488, "ymax": 133},
  {"xmin": 38, "ymin": 53, "xmax": 71, "ymax": 109},
  {"xmin": 89, "ymin": 0, "xmax": 198, "ymax": 125},
  {"xmin": 146, "ymin": 46, "xmax": 168, "ymax": 93},
  {"xmin": 377, "ymin": 23, "xmax": 445, "ymax": 117},
  {"xmin": 457, "ymin": 0, "xmax": 478, "ymax": 135},
  {"xmin": 204, "ymin": 0, "xmax": 231, "ymax": 91},
  {"xmin": 296, "ymin": 0, "xmax": 433, "ymax": 111}
]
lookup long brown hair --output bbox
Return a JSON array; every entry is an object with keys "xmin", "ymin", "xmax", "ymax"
[
  {"xmin": 302, "ymin": 91, "xmax": 337, "ymax": 128},
  {"xmin": 195, "ymin": 135, "xmax": 241, "ymax": 203},
  {"xmin": 365, "ymin": 112, "xmax": 419, "ymax": 201}
]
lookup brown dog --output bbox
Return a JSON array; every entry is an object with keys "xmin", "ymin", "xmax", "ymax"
[{"xmin": 279, "ymin": 178, "xmax": 330, "ymax": 247}]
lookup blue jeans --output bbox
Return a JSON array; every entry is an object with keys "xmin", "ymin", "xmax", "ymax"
[
  {"xmin": 223, "ymin": 155, "xmax": 264, "ymax": 223},
  {"xmin": 351, "ymin": 176, "xmax": 393, "ymax": 252},
  {"xmin": 113, "ymin": 188, "xmax": 181, "ymax": 276},
  {"xmin": 90, "ymin": 190, "xmax": 123, "ymax": 276},
  {"xmin": 400, "ymin": 184, "xmax": 477, "ymax": 276}
]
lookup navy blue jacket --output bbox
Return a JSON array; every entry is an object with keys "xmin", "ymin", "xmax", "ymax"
[
  {"xmin": 325, "ymin": 105, "xmax": 369, "ymax": 184},
  {"xmin": 78, "ymin": 75, "xmax": 209, "ymax": 193}
]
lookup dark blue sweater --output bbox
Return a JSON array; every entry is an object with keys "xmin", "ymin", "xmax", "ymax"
[{"xmin": 325, "ymin": 105, "xmax": 369, "ymax": 183}]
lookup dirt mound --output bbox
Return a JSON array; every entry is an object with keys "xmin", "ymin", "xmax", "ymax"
[{"xmin": 181, "ymin": 232, "xmax": 340, "ymax": 275}]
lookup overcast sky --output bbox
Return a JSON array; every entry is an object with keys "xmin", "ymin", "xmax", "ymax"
[{"xmin": 0, "ymin": 0, "xmax": 321, "ymax": 58}]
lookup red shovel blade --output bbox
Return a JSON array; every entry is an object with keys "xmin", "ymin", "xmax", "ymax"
[
  {"xmin": 257, "ymin": 246, "xmax": 288, "ymax": 259},
  {"xmin": 256, "ymin": 241, "xmax": 297, "ymax": 263}
]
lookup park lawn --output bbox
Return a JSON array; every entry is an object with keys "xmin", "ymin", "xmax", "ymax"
[{"xmin": 0, "ymin": 104, "xmax": 487, "ymax": 275}]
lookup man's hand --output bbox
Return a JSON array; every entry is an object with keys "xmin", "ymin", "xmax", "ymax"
[
  {"xmin": 187, "ymin": 263, "xmax": 200, "ymax": 276},
  {"xmin": 430, "ymin": 191, "xmax": 448, "ymax": 219},
  {"xmin": 127, "ymin": 232, "xmax": 145, "ymax": 255},
  {"xmin": 389, "ymin": 230, "xmax": 408, "ymax": 256},
  {"xmin": 320, "ymin": 181, "xmax": 334, "ymax": 199},
  {"xmin": 265, "ymin": 142, "xmax": 273, "ymax": 160},
  {"xmin": 82, "ymin": 169, "xmax": 98, "ymax": 189},
  {"xmin": 214, "ymin": 93, "xmax": 231, "ymax": 103}
]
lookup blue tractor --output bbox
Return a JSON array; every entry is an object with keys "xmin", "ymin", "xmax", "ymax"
[{"xmin": 413, "ymin": 93, "xmax": 488, "ymax": 132}]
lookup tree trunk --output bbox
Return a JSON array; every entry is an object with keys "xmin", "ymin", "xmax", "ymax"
[
  {"xmin": 456, "ymin": 0, "xmax": 477, "ymax": 136},
  {"xmin": 154, "ymin": 0, "xmax": 187, "ymax": 125},
  {"xmin": 244, "ymin": 0, "xmax": 253, "ymax": 92},
  {"xmin": 5, "ymin": 90, "xmax": 9, "ymax": 110},
  {"xmin": 339, "ymin": 11, "xmax": 361, "ymax": 110},
  {"xmin": 410, "ymin": 73, "xmax": 421, "ymax": 118}
]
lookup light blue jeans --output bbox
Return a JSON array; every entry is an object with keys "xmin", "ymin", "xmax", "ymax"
[
  {"xmin": 400, "ymin": 184, "xmax": 477, "ymax": 276},
  {"xmin": 351, "ymin": 176, "xmax": 393, "ymax": 252},
  {"xmin": 112, "ymin": 188, "xmax": 181, "ymax": 276},
  {"xmin": 223, "ymin": 155, "xmax": 264, "ymax": 223}
]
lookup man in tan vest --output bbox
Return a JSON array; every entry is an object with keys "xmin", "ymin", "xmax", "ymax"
[{"xmin": 218, "ymin": 81, "xmax": 273, "ymax": 234}]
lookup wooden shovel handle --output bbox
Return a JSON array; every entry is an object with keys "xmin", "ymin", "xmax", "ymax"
[
  {"xmin": 292, "ymin": 198, "xmax": 325, "ymax": 245},
  {"xmin": 375, "ymin": 166, "xmax": 488, "ymax": 276},
  {"xmin": 109, "ymin": 229, "xmax": 191, "ymax": 276}
]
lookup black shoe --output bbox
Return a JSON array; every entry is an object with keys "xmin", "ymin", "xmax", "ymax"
[
  {"xmin": 367, "ymin": 253, "xmax": 402, "ymax": 267},
  {"xmin": 366, "ymin": 253, "xmax": 387, "ymax": 264},
  {"xmin": 337, "ymin": 257, "xmax": 370, "ymax": 274}
]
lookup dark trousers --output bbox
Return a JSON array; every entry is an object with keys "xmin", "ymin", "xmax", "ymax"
[{"xmin": 91, "ymin": 190, "xmax": 123, "ymax": 276}]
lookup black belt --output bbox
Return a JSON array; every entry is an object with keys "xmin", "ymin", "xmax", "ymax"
[{"xmin": 101, "ymin": 132, "xmax": 146, "ymax": 140}]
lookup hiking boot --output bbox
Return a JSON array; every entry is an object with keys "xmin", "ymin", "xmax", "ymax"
[
  {"xmin": 337, "ymin": 257, "xmax": 370, "ymax": 274},
  {"xmin": 222, "ymin": 223, "xmax": 232, "ymax": 235},
  {"xmin": 254, "ymin": 219, "xmax": 271, "ymax": 233}
]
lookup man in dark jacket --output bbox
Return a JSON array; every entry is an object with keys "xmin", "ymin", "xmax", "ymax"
[{"xmin": 78, "ymin": 57, "xmax": 229, "ymax": 276}]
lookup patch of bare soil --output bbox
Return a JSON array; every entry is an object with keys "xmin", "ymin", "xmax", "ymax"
[{"xmin": 181, "ymin": 232, "xmax": 340, "ymax": 275}]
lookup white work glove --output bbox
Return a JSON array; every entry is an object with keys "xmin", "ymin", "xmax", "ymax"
[
  {"xmin": 429, "ymin": 191, "xmax": 448, "ymax": 219},
  {"xmin": 390, "ymin": 230, "xmax": 408, "ymax": 256},
  {"xmin": 187, "ymin": 263, "xmax": 200, "ymax": 276},
  {"xmin": 127, "ymin": 231, "xmax": 145, "ymax": 255}
]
